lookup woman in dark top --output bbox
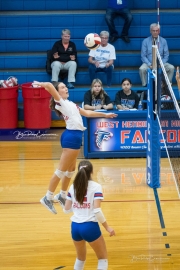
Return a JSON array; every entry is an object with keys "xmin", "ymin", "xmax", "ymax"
[
  {"xmin": 115, "ymin": 78, "xmax": 139, "ymax": 110},
  {"xmin": 84, "ymin": 79, "xmax": 113, "ymax": 110}
]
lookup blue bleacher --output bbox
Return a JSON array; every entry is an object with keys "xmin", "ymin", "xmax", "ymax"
[
  {"xmin": 1, "ymin": 37, "xmax": 180, "ymax": 53},
  {"xmin": 1, "ymin": 13, "xmax": 180, "ymax": 39},
  {"xmin": 0, "ymin": 0, "xmax": 180, "ymax": 124},
  {"xmin": 1, "ymin": 51, "xmax": 180, "ymax": 69},
  {"xmin": 1, "ymin": 0, "xmax": 180, "ymax": 11}
]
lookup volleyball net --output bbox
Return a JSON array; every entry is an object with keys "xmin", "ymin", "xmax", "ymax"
[{"xmin": 147, "ymin": 45, "xmax": 180, "ymax": 197}]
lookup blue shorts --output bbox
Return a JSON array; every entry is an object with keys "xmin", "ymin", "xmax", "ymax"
[
  {"xmin": 60, "ymin": 129, "xmax": 83, "ymax": 149},
  {"xmin": 71, "ymin": 221, "xmax": 101, "ymax": 242}
]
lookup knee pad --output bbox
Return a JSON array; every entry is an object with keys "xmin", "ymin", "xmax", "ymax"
[
  {"xmin": 65, "ymin": 170, "xmax": 75, "ymax": 178},
  {"xmin": 74, "ymin": 258, "xmax": 85, "ymax": 270},
  {"xmin": 54, "ymin": 169, "xmax": 65, "ymax": 179},
  {"xmin": 97, "ymin": 259, "xmax": 108, "ymax": 270}
]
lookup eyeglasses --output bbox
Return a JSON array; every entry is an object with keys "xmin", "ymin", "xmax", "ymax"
[{"xmin": 101, "ymin": 37, "xmax": 108, "ymax": 39}]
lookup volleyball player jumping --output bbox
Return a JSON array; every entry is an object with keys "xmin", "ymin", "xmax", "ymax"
[
  {"xmin": 33, "ymin": 82, "xmax": 117, "ymax": 214},
  {"xmin": 64, "ymin": 160, "xmax": 115, "ymax": 270}
]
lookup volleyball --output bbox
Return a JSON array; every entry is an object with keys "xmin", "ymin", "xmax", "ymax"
[
  {"xmin": 0, "ymin": 76, "xmax": 18, "ymax": 88},
  {"xmin": 84, "ymin": 33, "xmax": 101, "ymax": 50},
  {"xmin": 7, "ymin": 76, "xmax": 18, "ymax": 86},
  {"xmin": 0, "ymin": 79, "xmax": 14, "ymax": 88}
]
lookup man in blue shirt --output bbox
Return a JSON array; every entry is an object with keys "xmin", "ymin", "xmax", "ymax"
[
  {"xmin": 139, "ymin": 23, "xmax": 174, "ymax": 86},
  {"xmin": 105, "ymin": 0, "xmax": 133, "ymax": 43}
]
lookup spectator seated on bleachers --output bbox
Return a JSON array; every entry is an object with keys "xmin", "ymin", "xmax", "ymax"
[
  {"xmin": 105, "ymin": 0, "xmax": 133, "ymax": 43},
  {"xmin": 88, "ymin": 31, "xmax": 116, "ymax": 88},
  {"xmin": 115, "ymin": 78, "xmax": 139, "ymax": 110},
  {"xmin": 161, "ymin": 75, "xmax": 174, "ymax": 110},
  {"xmin": 139, "ymin": 23, "xmax": 174, "ymax": 87},
  {"xmin": 50, "ymin": 29, "xmax": 77, "ymax": 89},
  {"xmin": 46, "ymin": 49, "xmax": 68, "ymax": 81},
  {"xmin": 83, "ymin": 78, "xmax": 113, "ymax": 110}
]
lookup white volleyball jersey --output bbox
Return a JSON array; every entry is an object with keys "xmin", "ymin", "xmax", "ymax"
[
  {"xmin": 67, "ymin": 181, "xmax": 104, "ymax": 223},
  {"xmin": 55, "ymin": 98, "xmax": 86, "ymax": 131},
  {"xmin": 89, "ymin": 43, "xmax": 116, "ymax": 68}
]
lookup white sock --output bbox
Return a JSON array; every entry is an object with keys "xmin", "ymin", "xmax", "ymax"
[
  {"xmin": 60, "ymin": 190, "xmax": 66, "ymax": 199},
  {"xmin": 46, "ymin": 190, "xmax": 54, "ymax": 200},
  {"xmin": 74, "ymin": 258, "xmax": 85, "ymax": 270}
]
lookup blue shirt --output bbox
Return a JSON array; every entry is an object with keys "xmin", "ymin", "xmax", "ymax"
[
  {"xmin": 107, "ymin": 0, "xmax": 128, "ymax": 9},
  {"xmin": 141, "ymin": 36, "xmax": 169, "ymax": 65}
]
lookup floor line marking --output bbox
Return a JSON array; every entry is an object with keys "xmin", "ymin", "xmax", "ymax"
[
  {"xmin": 153, "ymin": 188, "xmax": 165, "ymax": 228},
  {"xmin": 0, "ymin": 199, "xmax": 179, "ymax": 205}
]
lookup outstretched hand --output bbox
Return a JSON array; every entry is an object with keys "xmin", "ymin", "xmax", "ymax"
[{"xmin": 105, "ymin": 113, "xmax": 118, "ymax": 118}]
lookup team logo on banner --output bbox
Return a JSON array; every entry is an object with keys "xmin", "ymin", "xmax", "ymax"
[{"xmin": 95, "ymin": 130, "xmax": 113, "ymax": 149}]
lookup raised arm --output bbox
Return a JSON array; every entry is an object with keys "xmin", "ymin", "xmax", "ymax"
[{"xmin": 32, "ymin": 82, "xmax": 61, "ymax": 101}]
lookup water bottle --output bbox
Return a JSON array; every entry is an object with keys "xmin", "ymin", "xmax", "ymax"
[
  {"xmin": 92, "ymin": 99, "xmax": 96, "ymax": 108},
  {"xmin": 138, "ymin": 101, "xmax": 143, "ymax": 110}
]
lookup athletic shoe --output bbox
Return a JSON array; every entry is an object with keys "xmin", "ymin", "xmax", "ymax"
[
  {"xmin": 109, "ymin": 36, "xmax": 119, "ymax": 43},
  {"xmin": 120, "ymin": 35, "xmax": 130, "ymax": 43},
  {"xmin": 40, "ymin": 196, "xmax": 57, "ymax": 214},
  {"xmin": 54, "ymin": 193, "xmax": 66, "ymax": 208},
  {"xmin": 66, "ymin": 82, "xmax": 74, "ymax": 89}
]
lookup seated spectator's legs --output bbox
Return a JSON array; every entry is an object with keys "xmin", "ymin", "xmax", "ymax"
[
  {"xmin": 117, "ymin": 8, "xmax": 133, "ymax": 37},
  {"xmin": 139, "ymin": 63, "xmax": 148, "ymax": 86},
  {"xmin": 164, "ymin": 63, "xmax": 175, "ymax": 84},
  {"xmin": 51, "ymin": 61, "xmax": 63, "ymax": 82},
  {"xmin": 104, "ymin": 65, "xmax": 113, "ymax": 87},
  {"xmin": 105, "ymin": 9, "xmax": 119, "ymax": 38},
  {"xmin": 64, "ymin": 61, "xmax": 77, "ymax": 83},
  {"xmin": 89, "ymin": 64, "xmax": 97, "ymax": 82},
  {"xmin": 89, "ymin": 66, "xmax": 113, "ymax": 86}
]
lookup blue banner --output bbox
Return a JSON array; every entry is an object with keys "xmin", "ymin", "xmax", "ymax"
[{"xmin": 88, "ymin": 116, "xmax": 180, "ymax": 153}]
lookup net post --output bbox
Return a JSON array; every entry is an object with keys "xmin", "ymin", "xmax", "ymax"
[{"xmin": 146, "ymin": 45, "xmax": 161, "ymax": 188}]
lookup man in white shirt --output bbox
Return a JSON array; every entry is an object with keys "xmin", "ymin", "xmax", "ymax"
[{"xmin": 88, "ymin": 31, "xmax": 116, "ymax": 87}]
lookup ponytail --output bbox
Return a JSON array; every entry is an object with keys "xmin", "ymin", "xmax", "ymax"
[
  {"xmin": 49, "ymin": 82, "xmax": 62, "ymax": 117},
  {"xmin": 73, "ymin": 160, "xmax": 93, "ymax": 205}
]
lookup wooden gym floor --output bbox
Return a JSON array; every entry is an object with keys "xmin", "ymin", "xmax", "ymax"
[{"xmin": 0, "ymin": 137, "xmax": 180, "ymax": 270}]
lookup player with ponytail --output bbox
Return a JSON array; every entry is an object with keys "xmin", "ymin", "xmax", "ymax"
[
  {"xmin": 33, "ymin": 81, "xmax": 117, "ymax": 215},
  {"xmin": 64, "ymin": 160, "xmax": 115, "ymax": 270}
]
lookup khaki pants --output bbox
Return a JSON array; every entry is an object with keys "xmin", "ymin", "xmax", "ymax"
[
  {"xmin": 139, "ymin": 62, "xmax": 174, "ymax": 86},
  {"xmin": 51, "ymin": 60, "xmax": 77, "ymax": 82}
]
